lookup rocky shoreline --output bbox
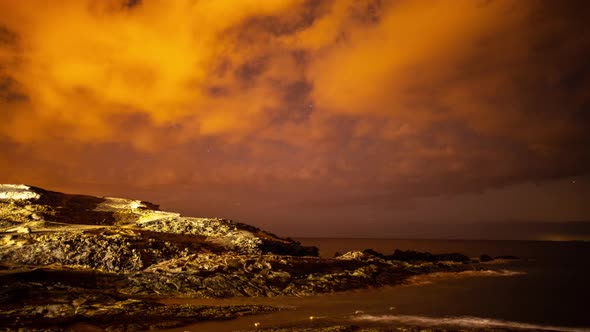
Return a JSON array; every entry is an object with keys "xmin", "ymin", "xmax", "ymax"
[{"xmin": 0, "ymin": 185, "xmax": 509, "ymax": 331}]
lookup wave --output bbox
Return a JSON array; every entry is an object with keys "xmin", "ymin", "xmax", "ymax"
[
  {"xmin": 353, "ymin": 314, "xmax": 590, "ymax": 332},
  {"xmin": 404, "ymin": 269, "xmax": 526, "ymax": 286}
]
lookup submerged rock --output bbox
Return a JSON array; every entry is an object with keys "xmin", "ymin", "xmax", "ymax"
[{"xmin": 479, "ymin": 254, "xmax": 494, "ymax": 262}]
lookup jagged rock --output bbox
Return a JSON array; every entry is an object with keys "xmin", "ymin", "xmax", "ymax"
[
  {"xmin": 0, "ymin": 184, "xmax": 316, "ymax": 257},
  {"xmin": 336, "ymin": 251, "xmax": 377, "ymax": 261},
  {"xmin": 138, "ymin": 216, "xmax": 265, "ymax": 254},
  {"xmin": 5, "ymin": 226, "xmax": 30, "ymax": 234},
  {"xmin": 0, "ymin": 184, "xmax": 41, "ymax": 201}
]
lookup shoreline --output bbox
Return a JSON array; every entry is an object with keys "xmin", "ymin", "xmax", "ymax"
[
  {"xmin": 151, "ymin": 266, "xmax": 529, "ymax": 332},
  {"xmin": 0, "ymin": 185, "xmax": 542, "ymax": 331},
  {"xmin": 0, "ymin": 258, "xmax": 520, "ymax": 331}
]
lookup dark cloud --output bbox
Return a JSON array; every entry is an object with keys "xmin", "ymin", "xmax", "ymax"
[
  {"xmin": 0, "ymin": 76, "xmax": 28, "ymax": 103},
  {"xmin": 125, "ymin": 0, "xmax": 141, "ymax": 9},
  {"xmin": 0, "ymin": 25, "xmax": 18, "ymax": 46},
  {"xmin": 348, "ymin": 0, "xmax": 382, "ymax": 24},
  {"xmin": 235, "ymin": 57, "xmax": 269, "ymax": 84}
]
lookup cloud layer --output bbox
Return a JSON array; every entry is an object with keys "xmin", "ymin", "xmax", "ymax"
[{"xmin": 1, "ymin": 0, "xmax": 589, "ymax": 234}]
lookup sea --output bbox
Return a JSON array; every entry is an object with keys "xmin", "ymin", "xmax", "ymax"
[{"xmin": 158, "ymin": 238, "xmax": 590, "ymax": 332}]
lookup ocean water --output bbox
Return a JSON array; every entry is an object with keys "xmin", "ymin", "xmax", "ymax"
[{"xmin": 159, "ymin": 239, "xmax": 590, "ymax": 332}]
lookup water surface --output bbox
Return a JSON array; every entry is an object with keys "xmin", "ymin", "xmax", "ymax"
[{"xmin": 158, "ymin": 238, "xmax": 590, "ymax": 331}]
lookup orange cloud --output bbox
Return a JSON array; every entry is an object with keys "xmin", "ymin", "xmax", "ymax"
[
  {"xmin": 0, "ymin": 0, "xmax": 299, "ymax": 146},
  {"xmin": 0, "ymin": 1, "xmax": 529, "ymax": 143},
  {"xmin": 0, "ymin": 0, "xmax": 588, "ymax": 227}
]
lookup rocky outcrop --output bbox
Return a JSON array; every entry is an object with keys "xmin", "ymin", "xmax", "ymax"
[
  {"xmin": 363, "ymin": 249, "xmax": 471, "ymax": 264},
  {"xmin": 122, "ymin": 251, "xmax": 472, "ymax": 298},
  {"xmin": 0, "ymin": 273, "xmax": 276, "ymax": 331},
  {"xmin": 0, "ymin": 228, "xmax": 214, "ymax": 272},
  {"xmin": 0, "ymin": 184, "xmax": 317, "ymax": 258},
  {"xmin": 0, "ymin": 184, "xmax": 42, "ymax": 201},
  {"xmin": 0, "ymin": 184, "xmax": 484, "ymax": 331}
]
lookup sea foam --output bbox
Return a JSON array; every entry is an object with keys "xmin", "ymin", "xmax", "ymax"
[
  {"xmin": 404, "ymin": 269, "xmax": 526, "ymax": 286},
  {"xmin": 353, "ymin": 314, "xmax": 590, "ymax": 332}
]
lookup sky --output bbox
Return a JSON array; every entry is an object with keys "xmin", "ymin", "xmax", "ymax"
[{"xmin": 1, "ymin": 0, "xmax": 589, "ymax": 239}]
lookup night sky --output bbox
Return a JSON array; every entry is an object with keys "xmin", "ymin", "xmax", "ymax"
[{"xmin": 1, "ymin": 0, "xmax": 589, "ymax": 239}]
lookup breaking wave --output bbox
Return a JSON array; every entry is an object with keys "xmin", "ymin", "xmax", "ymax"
[
  {"xmin": 353, "ymin": 314, "xmax": 590, "ymax": 332},
  {"xmin": 404, "ymin": 269, "xmax": 526, "ymax": 286}
]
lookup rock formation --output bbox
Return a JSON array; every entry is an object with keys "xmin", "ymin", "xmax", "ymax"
[{"xmin": 0, "ymin": 184, "xmax": 479, "ymax": 331}]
